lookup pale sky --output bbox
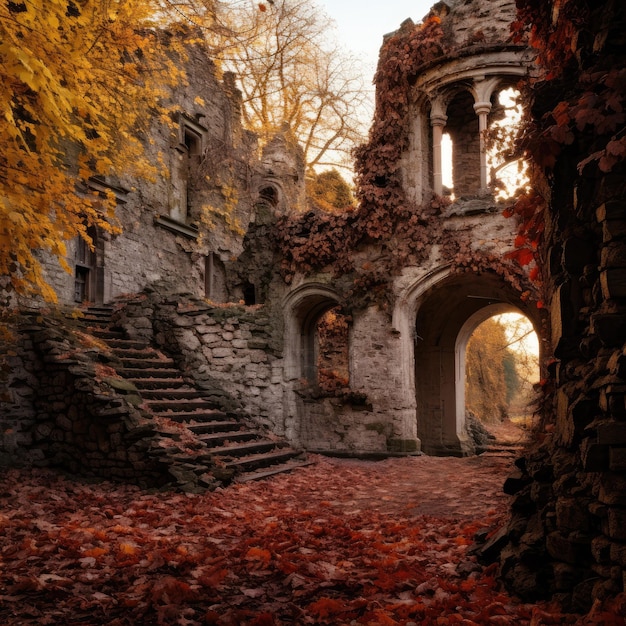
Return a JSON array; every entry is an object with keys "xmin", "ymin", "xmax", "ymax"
[{"xmin": 316, "ymin": 0, "xmax": 436, "ymax": 75}]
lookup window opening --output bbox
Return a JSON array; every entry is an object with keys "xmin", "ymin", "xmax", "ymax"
[
  {"xmin": 315, "ymin": 306, "xmax": 350, "ymax": 393},
  {"xmin": 441, "ymin": 132, "xmax": 453, "ymax": 197},
  {"xmin": 259, "ymin": 186, "xmax": 279, "ymax": 207},
  {"xmin": 170, "ymin": 116, "xmax": 206, "ymax": 223},
  {"xmin": 243, "ymin": 283, "xmax": 256, "ymax": 306},
  {"xmin": 445, "ymin": 90, "xmax": 480, "ymax": 196},
  {"xmin": 73, "ymin": 226, "xmax": 97, "ymax": 303},
  {"xmin": 184, "ymin": 127, "xmax": 202, "ymax": 156}
]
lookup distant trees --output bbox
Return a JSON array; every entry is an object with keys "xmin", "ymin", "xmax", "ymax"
[
  {"xmin": 466, "ymin": 316, "xmax": 538, "ymax": 423},
  {"xmin": 306, "ymin": 169, "xmax": 355, "ymax": 211},
  {"xmin": 216, "ymin": 0, "xmax": 371, "ymax": 174}
]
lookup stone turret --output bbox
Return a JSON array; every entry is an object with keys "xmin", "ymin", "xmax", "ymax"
[{"xmin": 399, "ymin": 0, "xmax": 533, "ymax": 205}]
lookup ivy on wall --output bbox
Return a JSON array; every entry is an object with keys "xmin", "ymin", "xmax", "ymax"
[{"xmin": 272, "ymin": 13, "xmax": 536, "ymax": 311}]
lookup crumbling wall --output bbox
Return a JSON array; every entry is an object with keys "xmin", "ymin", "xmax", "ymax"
[
  {"xmin": 484, "ymin": 0, "xmax": 626, "ymax": 609},
  {"xmin": 114, "ymin": 290, "xmax": 286, "ymax": 435},
  {"xmin": 0, "ymin": 311, "xmax": 218, "ymax": 491},
  {"xmin": 0, "ymin": 313, "xmax": 164, "ymax": 481},
  {"xmin": 37, "ymin": 37, "xmax": 260, "ymax": 307}
]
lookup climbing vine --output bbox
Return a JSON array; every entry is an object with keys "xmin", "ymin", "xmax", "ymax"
[{"xmin": 505, "ymin": 0, "xmax": 626, "ymax": 280}]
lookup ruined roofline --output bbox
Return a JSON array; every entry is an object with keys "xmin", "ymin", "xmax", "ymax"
[{"xmin": 404, "ymin": 42, "xmax": 532, "ymax": 87}]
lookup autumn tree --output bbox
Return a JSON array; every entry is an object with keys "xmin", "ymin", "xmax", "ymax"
[
  {"xmin": 306, "ymin": 169, "xmax": 355, "ymax": 212},
  {"xmin": 0, "ymin": 0, "xmax": 190, "ymax": 301},
  {"xmin": 466, "ymin": 317, "xmax": 517, "ymax": 423},
  {"xmin": 216, "ymin": 0, "xmax": 371, "ymax": 174}
]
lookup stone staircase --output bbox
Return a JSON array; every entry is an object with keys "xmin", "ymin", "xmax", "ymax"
[{"xmin": 80, "ymin": 304, "xmax": 311, "ymax": 485}]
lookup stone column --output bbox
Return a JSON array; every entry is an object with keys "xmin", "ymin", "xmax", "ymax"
[
  {"xmin": 473, "ymin": 101, "xmax": 492, "ymax": 194},
  {"xmin": 430, "ymin": 112, "xmax": 448, "ymax": 196}
]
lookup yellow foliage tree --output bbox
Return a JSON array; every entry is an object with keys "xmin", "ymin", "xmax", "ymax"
[{"xmin": 0, "ymin": 0, "xmax": 188, "ymax": 301}]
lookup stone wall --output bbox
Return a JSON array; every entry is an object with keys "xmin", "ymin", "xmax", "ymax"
[
  {"xmin": 113, "ymin": 286, "xmax": 425, "ymax": 455},
  {"xmin": 114, "ymin": 291, "xmax": 286, "ymax": 434},
  {"xmin": 35, "ymin": 36, "xmax": 306, "ymax": 310},
  {"xmin": 483, "ymin": 0, "xmax": 626, "ymax": 609},
  {"xmin": 490, "ymin": 164, "xmax": 626, "ymax": 610}
]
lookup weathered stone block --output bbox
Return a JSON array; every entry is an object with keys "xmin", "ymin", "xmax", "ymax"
[
  {"xmin": 602, "ymin": 220, "xmax": 626, "ymax": 242},
  {"xmin": 597, "ymin": 421, "xmax": 626, "ymax": 445},
  {"xmin": 609, "ymin": 540, "xmax": 626, "ymax": 566},
  {"xmin": 546, "ymin": 531, "xmax": 591, "ymax": 564},
  {"xmin": 556, "ymin": 497, "xmax": 591, "ymax": 533},
  {"xmin": 212, "ymin": 347, "xmax": 233, "ymax": 358},
  {"xmin": 599, "ymin": 473, "xmax": 626, "ymax": 506},
  {"xmin": 591, "ymin": 535, "xmax": 612, "ymax": 564},
  {"xmin": 177, "ymin": 330, "xmax": 201, "ymax": 351},
  {"xmin": 599, "ymin": 384, "xmax": 626, "ymax": 416},
  {"xmin": 601, "ymin": 269, "xmax": 626, "ymax": 300},
  {"xmin": 609, "ymin": 446, "xmax": 626, "ymax": 471},
  {"xmin": 591, "ymin": 314, "xmax": 626, "ymax": 348},
  {"xmin": 607, "ymin": 508, "xmax": 626, "ymax": 541},
  {"xmin": 56, "ymin": 414, "xmax": 73, "ymax": 431},
  {"xmin": 581, "ymin": 439, "xmax": 610, "ymax": 472},
  {"xmin": 553, "ymin": 562, "xmax": 584, "ymax": 591},
  {"xmin": 596, "ymin": 200, "xmax": 626, "ymax": 223}
]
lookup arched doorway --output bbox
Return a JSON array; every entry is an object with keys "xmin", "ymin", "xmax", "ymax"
[
  {"xmin": 282, "ymin": 283, "xmax": 352, "ymax": 447},
  {"xmin": 283, "ymin": 284, "xmax": 345, "ymax": 385},
  {"xmin": 411, "ymin": 271, "xmax": 540, "ymax": 456}
]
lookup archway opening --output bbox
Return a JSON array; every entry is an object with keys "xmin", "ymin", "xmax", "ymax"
[
  {"xmin": 316, "ymin": 306, "xmax": 351, "ymax": 393},
  {"xmin": 464, "ymin": 312, "xmax": 539, "ymax": 450},
  {"xmin": 414, "ymin": 272, "xmax": 541, "ymax": 456},
  {"xmin": 301, "ymin": 304, "xmax": 350, "ymax": 392}
]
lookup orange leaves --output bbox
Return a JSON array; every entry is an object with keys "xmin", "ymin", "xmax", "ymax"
[
  {"xmin": 245, "ymin": 546, "xmax": 272, "ymax": 569},
  {"xmin": 308, "ymin": 596, "xmax": 347, "ymax": 618},
  {"xmin": 0, "ymin": 0, "xmax": 184, "ymax": 300},
  {"xmin": 0, "ymin": 461, "xmax": 618, "ymax": 625},
  {"xmin": 83, "ymin": 546, "xmax": 108, "ymax": 559}
]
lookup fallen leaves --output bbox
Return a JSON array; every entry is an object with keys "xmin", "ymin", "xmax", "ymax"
[{"xmin": 0, "ymin": 455, "xmax": 623, "ymax": 624}]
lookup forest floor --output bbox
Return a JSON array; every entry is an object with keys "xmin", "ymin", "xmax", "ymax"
[{"xmin": 1, "ymin": 421, "xmax": 624, "ymax": 625}]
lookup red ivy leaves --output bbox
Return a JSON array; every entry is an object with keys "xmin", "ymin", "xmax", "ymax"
[{"xmin": 515, "ymin": 0, "xmax": 626, "ymax": 174}]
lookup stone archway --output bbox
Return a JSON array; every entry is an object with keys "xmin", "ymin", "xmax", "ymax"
[
  {"xmin": 282, "ymin": 283, "xmax": 346, "ymax": 447},
  {"xmin": 283, "ymin": 283, "xmax": 343, "ymax": 384},
  {"xmin": 393, "ymin": 267, "xmax": 541, "ymax": 456}
]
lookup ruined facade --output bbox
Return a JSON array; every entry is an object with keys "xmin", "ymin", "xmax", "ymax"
[
  {"xmin": 2, "ymin": 0, "xmax": 626, "ymax": 609},
  {"xmin": 3, "ymin": 0, "xmax": 538, "ymax": 465}
]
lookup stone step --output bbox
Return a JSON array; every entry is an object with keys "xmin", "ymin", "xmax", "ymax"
[
  {"xmin": 225, "ymin": 448, "xmax": 303, "ymax": 472},
  {"xmin": 86, "ymin": 327, "xmax": 125, "ymax": 339},
  {"xmin": 112, "ymin": 347, "xmax": 163, "ymax": 359},
  {"xmin": 209, "ymin": 439, "xmax": 286, "ymax": 458},
  {"xmin": 122, "ymin": 367, "xmax": 183, "ymax": 378},
  {"xmin": 81, "ymin": 305, "xmax": 114, "ymax": 318},
  {"xmin": 127, "ymin": 377, "xmax": 187, "ymax": 390},
  {"xmin": 157, "ymin": 410, "xmax": 230, "ymax": 423},
  {"xmin": 187, "ymin": 420, "xmax": 244, "ymax": 434},
  {"xmin": 140, "ymin": 388, "xmax": 209, "ymax": 400},
  {"xmin": 77, "ymin": 301, "xmax": 309, "ymax": 487},
  {"xmin": 197, "ymin": 430, "xmax": 259, "ymax": 447},
  {"xmin": 108, "ymin": 338, "xmax": 151, "ymax": 350},
  {"xmin": 120, "ymin": 358, "xmax": 177, "ymax": 369},
  {"xmin": 236, "ymin": 458, "xmax": 315, "ymax": 483},
  {"xmin": 145, "ymin": 399, "xmax": 220, "ymax": 413}
]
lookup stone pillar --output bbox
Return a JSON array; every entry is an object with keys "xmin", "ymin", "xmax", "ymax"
[
  {"xmin": 430, "ymin": 113, "xmax": 448, "ymax": 196},
  {"xmin": 473, "ymin": 101, "xmax": 492, "ymax": 194}
]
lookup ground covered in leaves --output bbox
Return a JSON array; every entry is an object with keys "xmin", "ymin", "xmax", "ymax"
[{"xmin": 0, "ymin": 452, "xmax": 624, "ymax": 625}]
